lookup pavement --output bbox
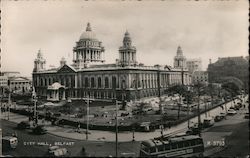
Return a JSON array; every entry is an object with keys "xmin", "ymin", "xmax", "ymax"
[{"xmin": 1, "ymin": 95, "xmax": 247, "ymax": 143}]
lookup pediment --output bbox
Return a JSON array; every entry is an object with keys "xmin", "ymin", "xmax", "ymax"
[{"xmin": 57, "ymin": 64, "xmax": 76, "ymax": 73}]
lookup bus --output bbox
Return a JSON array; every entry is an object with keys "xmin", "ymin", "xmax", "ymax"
[
  {"xmin": 2, "ymin": 136, "xmax": 18, "ymax": 151},
  {"xmin": 140, "ymin": 134, "xmax": 204, "ymax": 157}
]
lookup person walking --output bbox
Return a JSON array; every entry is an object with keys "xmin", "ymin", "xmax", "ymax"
[{"xmin": 168, "ymin": 122, "xmax": 171, "ymax": 129}]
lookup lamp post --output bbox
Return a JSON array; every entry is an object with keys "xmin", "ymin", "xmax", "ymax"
[
  {"xmin": 32, "ymin": 87, "xmax": 38, "ymax": 126},
  {"xmin": 115, "ymin": 100, "xmax": 119, "ymax": 157},
  {"xmin": 132, "ymin": 126, "xmax": 135, "ymax": 142},
  {"xmin": 7, "ymin": 92, "xmax": 10, "ymax": 120},
  {"xmin": 196, "ymin": 83, "xmax": 201, "ymax": 129},
  {"xmin": 86, "ymin": 94, "xmax": 90, "ymax": 140}
]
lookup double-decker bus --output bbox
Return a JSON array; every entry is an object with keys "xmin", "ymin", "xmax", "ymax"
[{"xmin": 140, "ymin": 134, "xmax": 204, "ymax": 157}]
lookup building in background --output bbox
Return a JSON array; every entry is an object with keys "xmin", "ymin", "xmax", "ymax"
[
  {"xmin": 207, "ymin": 56, "xmax": 248, "ymax": 90},
  {"xmin": 0, "ymin": 76, "xmax": 8, "ymax": 88},
  {"xmin": 192, "ymin": 71, "xmax": 208, "ymax": 85},
  {"xmin": 1, "ymin": 71, "xmax": 21, "ymax": 78},
  {"xmin": 8, "ymin": 76, "xmax": 32, "ymax": 94},
  {"xmin": 0, "ymin": 76, "xmax": 8, "ymax": 97},
  {"xmin": 174, "ymin": 46, "xmax": 187, "ymax": 69},
  {"xmin": 33, "ymin": 23, "xmax": 191, "ymax": 102},
  {"xmin": 0, "ymin": 71, "xmax": 32, "ymax": 96},
  {"xmin": 186, "ymin": 58, "xmax": 202, "ymax": 74}
]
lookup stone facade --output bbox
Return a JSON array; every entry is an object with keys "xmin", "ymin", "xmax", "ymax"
[
  {"xmin": 33, "ymin": 23, "xmax": 192, "ymax": 102},
  {"xmin": 192, "ymin": 71, "xmax": 208, "ymax": 85},
  {"xmin": 8, "ymin": 77, "xmax": 32, "ymax": 93},
  {"xmin": 207, "ymin": 56, "xmax": 249, "ymax": 90},
  {"xmin": 186, "ymin": 58, "xmax": 202, "ymax": 74}
]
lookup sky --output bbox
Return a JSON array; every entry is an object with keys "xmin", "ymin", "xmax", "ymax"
[{"xmin": 1, "ymin": 0, "xmax": 249, "ymax": 77}]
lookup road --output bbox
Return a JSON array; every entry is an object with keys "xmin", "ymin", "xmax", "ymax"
[
  {"xmin": 1, "ymin": 119, "xmax": 140, "ymax": 157},
  {"xmin": 202, "ymin": 103, "xmax": 249, "ymax": 157}
]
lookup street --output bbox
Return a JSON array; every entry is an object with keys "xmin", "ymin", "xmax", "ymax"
[
  {"xmin": 1, "ymin": 119, "xmax": 140, "ymax": 157},
  {"xmin": 202, "ymin": 102, "xmax": 249, "ymax": 157}
]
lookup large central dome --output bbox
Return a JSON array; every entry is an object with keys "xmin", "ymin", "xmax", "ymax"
[{"xmin": 79, "ymin": 23, "xmax": 97, "ymax": 40}]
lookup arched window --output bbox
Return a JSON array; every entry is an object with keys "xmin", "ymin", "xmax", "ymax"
[
  {"xmin": 48, "ymin": 78, "xmax": 51, "ymax": 85},
  {"xmin": 39, "ymin": 78, "xmax": 42, "ymax": 86},
  {"xmin": 105, "ymin": 77, "xmax": 109, "ymax": 88},
  {"xmin": 85, "ymin": 78, "xmax": 89, "ymax": 88},
  {"xmin": 98, "ymin": 77, "xmax": 102, "ymax": 88},
  {"xmin": 91, "ymin": 77, "xmax": 95, "ymax": 88},
  {"xmin": 112, "ymin": 76, "xmax": 116, "ymax": 89}
]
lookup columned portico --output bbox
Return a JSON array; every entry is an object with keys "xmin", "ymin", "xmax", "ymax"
[{"xmin": 47, "ymin": 82, "xmax": 66, "ymax": 101}]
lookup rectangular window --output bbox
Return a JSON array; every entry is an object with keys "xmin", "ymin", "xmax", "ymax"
[
  {"xmin": 177, "ymin": 142, "xmax": 183, "ymax": 148},
  {"xmin": 184, "ymin": 141, "xmax": 190, "ymax": 147},
  {"xmin": 150, "ymin": 147, "xmax": 156, "ymax": 153},
  {"xmin": 171, "ymin": 143, "xmax": 177, "ymax": 149},
  {"xmin": 157, "ymin": 145, "xmax": 164, "ymax": 152},
  {"xmin": 190, "ymin": 140, "xmax": 196, "ymax": 146}
]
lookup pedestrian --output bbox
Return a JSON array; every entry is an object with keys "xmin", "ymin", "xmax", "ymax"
[
  {"xmin": 12, "ymin": 132, "xmax": 17, "ymax": 138},
  {"xmin": 168, "ymin": 122, "xmax": 171, "ymax": 129},
  {"xmin": 77, "ymin": 122, "xmax": 80, "ymax": 132},
  {"xmin": 42, "ymin": 118, "xmax": 45, "ymax": 125},
  {"xmin": 243, "ymin": 104, "xmax": 246, "ymax": 109}
]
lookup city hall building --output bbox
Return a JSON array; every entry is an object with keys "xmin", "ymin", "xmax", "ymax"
[{"xmin": 32, "ymin": 23, "xmax": 191, "ymax": 102}]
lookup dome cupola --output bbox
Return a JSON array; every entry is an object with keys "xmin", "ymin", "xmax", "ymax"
[
  {"xmin": 79, "ymin": 22, "xmax": 97, "ymax": 40},
  {"xmin": 73, "ymin": 23, "xmax": 105, "ymax": 69},
  {"xmin": 118, "ymin": 31, "xmax": 137, "ymax": 67},
  {"xmin": 123, "ymin": 30, "xmax": 132, "ymax": 47}
]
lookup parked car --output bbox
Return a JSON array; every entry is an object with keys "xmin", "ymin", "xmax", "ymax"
[
  {"xmin": 227, "ymin": 109, "xmax": 237, "ymax": 115},
  {"xmin": 219, "ymin": 112, "xmax": 227, "ymax": 118},
  {"xmin": 186, "ymin": 123, "xmax": 201, "ymax": 135},
  {"xmin": 48, "ymin": 146, "xmax": 60, "ymax": 154},
  {"xmin": 47, "ymin": 146, "xmax": 69, "ymax": 157},
  {"xmin": 214, "ymin": 115, "xmax": 223, "ymax": 122},
  {"xmin": 203, "ymin": 117, "xmax": 214, "ymax": 128},
  {"xmin": 32, "ymin": 125, "xmax": 47, "ymax": 135},
  {"xmin": 229, "ymin": 106, "xmax": 238, "ymax": 111},
  {"xmin": 244, "ymin": 113, "xmax": 249, "ymax": 119},
  {"xmin": 17, "ymin": 121, "xmax": 30, "ymax": 130}
]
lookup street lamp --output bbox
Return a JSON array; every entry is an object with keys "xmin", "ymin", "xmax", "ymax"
[
  {"xmin": 115, "ymin": 100, "xmax": 119, "ymax": 157},
  {"xmin": 85, "ymin": 94, "xmax": 92, "ymax": 140},
  {"xmin": 32, "ymin": 87, "xmax": 38, "ymax": 126},
  {"xmin": 132, "ymin": 126, "xmax": 135, "ymax": 142}
]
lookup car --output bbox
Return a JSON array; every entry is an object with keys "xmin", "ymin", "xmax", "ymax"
[
  {"xmin": 244, "ymin": 113, "xmax": 249, "ymax": 119},
  {"xmin": 229, "ymin": 106, "xmax": 239, "ymax": 111},
  {"xmin": 17, "ymin": 121, "xmax": 30, "ymax": 130},
  {"xmin": 48, "ymin": 146, "xmax": 60, "ymax": 154},
  {"xmin": 219, "ymin": 112, "xmax": 227, "ymax": 118},
  {"xmin": 47, "ymin": 146, "xmax": 69, "ymax": 157},
  {"xmin": 186, "ymin": 123, "xmax": 202, "ymax": 135},
  {"xmin": 203, "ymin": 117, "xmax": 214, "ymax": 128},
  {"xmin": 214, "ymin": 115, "xmax": 223, "ymax": 122},
  {"xmin": 32, "ymin": 125, "xmax": 47, "ymax": 135},
  {"xmin": 227, "ymin": 109, "xmax": 237, "ymax": 115}
]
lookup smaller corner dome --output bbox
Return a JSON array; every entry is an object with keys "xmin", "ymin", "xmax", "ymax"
[
  {"xmin": 48, "ymin": 82, "xmax": 65, "ymax": 90},
  {"xmin": 79, "ymin": 23, "xmax": 97, "ymax": 41}
]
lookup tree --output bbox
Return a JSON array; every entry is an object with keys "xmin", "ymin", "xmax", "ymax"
[
  {"xmin": 166, "ymin": 85, "xmax": 191, "ymax": 120},
  {"xmin": 221, "ymin": 81, "xmax": 240, "ymax": 98}
]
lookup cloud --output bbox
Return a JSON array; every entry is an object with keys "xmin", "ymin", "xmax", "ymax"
[{"xmin": 1, "ymin": 0, "xmax": 248, "ymax": 76}]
